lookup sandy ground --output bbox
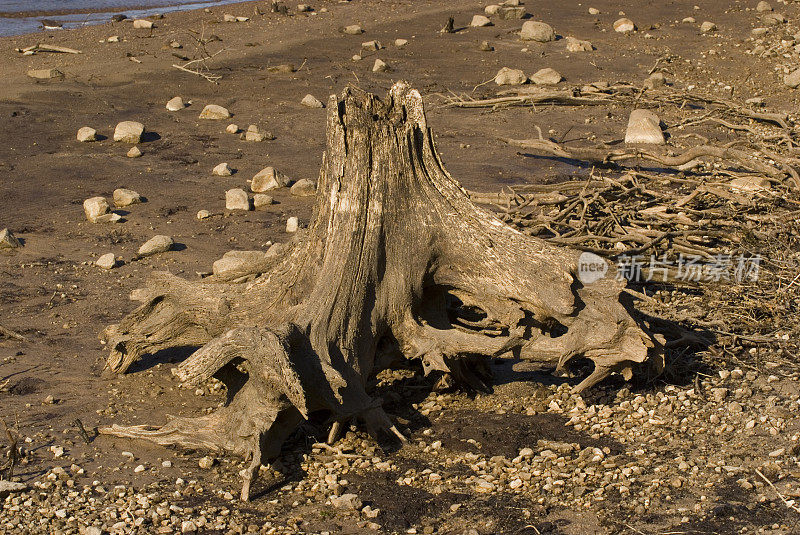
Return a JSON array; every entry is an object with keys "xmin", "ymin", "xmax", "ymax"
[{"xmin": 2, "ymin": 1, "xmax": 800, "ymax": 534}]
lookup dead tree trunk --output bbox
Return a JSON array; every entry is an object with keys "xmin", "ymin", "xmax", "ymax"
[{"xmin": 99, "ymin": 82, "xmax": 663, "ymax": 500}]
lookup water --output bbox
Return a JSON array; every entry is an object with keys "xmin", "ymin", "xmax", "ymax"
[{"xmin": 0, "ymin": 0, "xmax": 251, "ymax": 37}]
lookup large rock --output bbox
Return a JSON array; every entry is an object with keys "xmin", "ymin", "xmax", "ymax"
[
  {"xmin": 199, "ymin": 104, "xmax": 231, "ymax": 119},
  {"xmin": 113, "ymin": 188, "xmax": 143, "ymax": 207},
  {"xmin": 471, "ymin": 15, "xmax": 493, "ymax": 27},
  {"xmin": 372, "ymin": 59, "xmax": 390, "ymax": 72},
  {"xmin": 226, "ymin": 188, "xmax": 251, "ymax": 211},
  {"xmin": 113, "ymin": 121, "xmax": 144, "ymax": 143},
  {"xmin": 301, "ymin": 94, "xmax": 325, "ymax": 108},
  {"xmin": 132, "ymin": 19, "xmax": 153, "ymax": 29},
  {"xmin": 253, "ymin": 194, "xmax": 274, "ymax": 208},
  {"xmin": 0, "ymin": 481, "xmax": 27, "ymax": 498},
  {"xmin": 27, "ymin": 68, "xmax": 63, "ymax": 79},
  {"xmin": 0, "ymin": 228, "xmax": 22, "ymax": 249},
  {"xmin": 290, "ymin": 179, "xmax": 317, "ymax": 196},
  {"xmin": 565, "ymin": 37, "xmax": 593, "ymax": 52},
  {"xmin": 77, "ymin": 127, "xmax": 97, "ymax": 142},
  {"xmin": 342, "ymin": 24, "xmax": 364, "ymax": 34},
  {"xmin": 251, "ymin": 167, "xmax": 289, "ymax": 192},
  {"xmin": 756, "ymin": 1, "xmax": 772, "ymax": 12},
  {"xmin": 700, "ymin": 21, "xmax": 717, "ymax": 33},
  {"xmin": 530, "ymin": 67, "xmax": 563, "ymax": 85},
  {"xmin": 497, "ymin": 6, "xmax": 526, "ymax": 19},
  {"xmin": 166, "ymin": 96, "xmax": 186, "ymax": 111},
  {"xmin": 331, "ymin": 493, "xmax": 362, "ymax": 510},
  {"xmin": 244, "ymin": 124, "xmax": 271, "ymax": 141},
  {"xmin": 495, "ymin": 67, "xmax": 527, "ymax": 85},
  {"xmin": 644, "ymin": 72, "xmax": 667, "ymax": 89},
  {"xmin": 212, "ymin": 162, "xmax": 233, "ymax": 176},
  {"xmin": 625, "ymin": 109, "xmax": 665, "ymax": 144},
  {"xmin": 96, "ymin": 253, "xmax": 117, "ymax": 269},
  {"xmin": 137, "ymin": 235, "xmax": 173, "ymax": 257},
  {"xmin": 613, "ymin": 18, "xmax": 636, "ymax": 33},
  {"xmin": 784, "ymin": 69, "xmax": 800, "ymax": 88},
  {"xmin": 729, "ymin": 176, "xmax": 771, "ymax": 192},
  {"xmin": 212, "ymin": 250, "xmax": 271, "ymax": 276},
  {"xmin": 520, "ymin": 21, "xmax": 555, "ymax": 42},
  {"xmin": 83, "ymin": 197, "xmax": 110, "ymax": 222}
]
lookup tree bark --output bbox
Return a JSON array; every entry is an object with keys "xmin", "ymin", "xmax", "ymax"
[{"xmin": 99, "ymin": 82, "xmax": 663, "ymax": 500}]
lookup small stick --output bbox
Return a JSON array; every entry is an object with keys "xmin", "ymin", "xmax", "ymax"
[
  {"xmin": 0, "ymin": 324, "xmax": 27, "ymax": 342},
  {"xmin": 755, "ymin": 468, "xmax": 800, "ymax": 513},
  {"xmin": 73, "ymin": 419, "xmax": 93, "ymax": 445}
]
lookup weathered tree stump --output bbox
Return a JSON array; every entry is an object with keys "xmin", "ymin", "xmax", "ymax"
[{"xmin": 99, "ymin": 82, "xmax": 663, "ymax": 500}]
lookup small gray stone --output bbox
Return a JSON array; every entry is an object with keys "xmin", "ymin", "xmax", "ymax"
[
  {"xmin": 253, "ymin": 194, "xmax": 274, "ymax": 209},
  {"xmin": 530, "ymin": 67, "xmax": 562, "ymax": 85},
  {"xmin": 331, "ymin": 493, "xmax": 362, "ymax": 510},
  {"xmin": 520, "ymin": 21, "xmax": 555, "ymax": 42},
  {"xmin": 83, "ymin": 197, "xmax": 110, "ymax": 223},
  {"xmin": 198, "ymin": 456, "xmax": 215, "ymax": 469},
  {"xmin": 197, "ymin": 209, "xmax": 212, "ymax": 219},
  {"xmin": 301, "ymin": 94, "xmax": 325, "ymax": 108},
  {"xmin": 113, "ymin": 121, "xmax": 144, "ymax": 143},
  {"xmin": 166, "ymin": 96, "xmax": 186, "ymax": 111},
  {"xmin": 77, "ymin": 126, "xmax": 97, "ymax": 142},
  {"xmin": 132, "ymin": 19, "xmax": 153, "ymax": 29},
  {"xmin": 497, "ymin": 6, "xmax": 526, "ymax": 19},
  {"xmin": 27, "ymin": 68, "xmax": 63, "ymax": 79},
  {"xmin": 113, "ymin": 188, "xmax": 143, "ymax": 207},
  {"xmin": 290, "ymin": 178, "xmax": 317, "ymax": 196},
  {"xmin": 342, "ymin": 24, "xmax": 364, "ymax": 34},
  {"xmin": 286, "ymin": 216, "xmax": 299, "ymax": 233},
  {"xmin": 199, "ymin": 104, "xmax": 231, "ymax": 119},
  {"xmin": 565, "ymin": 37, "xmax": 593, "ymax": 52},
  {"xmin": 212, "ymin": 162, "xmax": 233, "ymax": 176},
  {"xmin": 485, "ymin": 5, "xmax": 500, "ymax": 15},
  {"xmin": 244, "ymin": 124, "xmax": 271, "ymax": 141},
  {"xmin": 0, "ymin": 228, "xmax": 22, "ymax": 249},
  {"xmin": 625, "ymin": 109, "xmax": 664, "ymax": 145},
  {"xmin": 394, "ymin": 38, "xmax": 408, "ymax": 47},
  {"xmin": 251, "ymin": 167, "xmax": 289, "ymax": 192},
  {"xmin": 96, "ymin": 253, "xmax": 116, "ymax": 269},
  {"xmin": 700, "ymin": 21, "xmax": 717, "ymax": 33},
  {"xmin": 137, "ymin": 235, "xmax": 174, "ymax": 257},
  {"xmin": 0, "ymin": 480, "xmax": 27, "ymax": 498},
  {"xmin": 756, "ymin": 1, "xmax": 772, "ymax": 12},
  {"xmin": 613, "ymin": 18, "xmax": 636, "ymax": 33},
  {"xmin": 495, "ymin": 67, "xmax": 527, "ymax": 85},
  {"xmin": 226, "ymin": 188, "xmax": 251, "ymax": 211},
  {"xmin": 362, "ymin": 40, "xmax": 382, "ymax": 50},
  {"xmin": 784, "ymin": 69, "xmax": 800, "ymax": 88},
  {"xmin": 127, "ymin": 146, "xmax": 142, "ymax": 158},
  {"xmin": 372, "ymin": 59, "xmax": 390, "ymax": 72},
  {"xmin": 471, "ymin": 15, "xmax": 492, "ymax": 27},
  {"xmin": 644, "ymin": 72, "xmax": 667, "ymax": 89},
  {"xmin": 212, "ymin": 250, "xmax": 269, "ymax": 276}
]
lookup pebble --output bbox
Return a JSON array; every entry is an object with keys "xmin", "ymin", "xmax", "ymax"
[
  {"xmin": 520, "ymin": 21, "xmax": 555, "ymax": 42},
  {"xmin": 395, "ymin": 38, "xmax": 408, "ymax": 47},
  {"xmin": 137, "ymin": 235, "xmax": 174, "ymax": 257},
  {"xmin": 286, "ymin": 216, "xmax": 299, "ymax": 233},
  {"xmin": 127, "ymin": 146, "xmax": 142, "ymax": 158},
  {"xmin": 565, "ymin": 37, "xmax": 593, "ymax": 52},
  {"xmin": 497, "ymin": 6, "xmax": 526, "ymax": 19},
  {"xmin": 182, "ymin": 520, "xmax": 198, "ymax": 533},
  {"xmin": 199, "ymin": 104, "xmax": 231, "ymax": 119},
  {"xmin": 113, "ymin": 188, "xmax": 143, "ymax": 207},
  {"xmin": 644, "ymin": 72, "xmax": 667, "ymax": 89},
  {"xmin": 134, "ymin": 464, "xmax": 146, "ymax": 473},
  {"xmin": 343, "ymin": 24, "xmax": 364, "ymax": 34},
  {"xmin": 213, "ymin": 162, "xmax": 233, "ymax": 176},
  {"xmin": 166, "ymin": 96, "xmax": 186, "ymax": 111},
  {"xmin": 243, "ymin": 124, "xmax": 271, "ymax": 142},
  {"xmin": 198, "ymin": 456, "xmax": 216, "ymax": 469},
  {"xmin": 83, "ymin": 196, "xmax": 110, "ymax": 223},
  {"xmin": 471, "ymin": 15, "xmax": 493, "ymax": 27},
  {"xmin": 784, "ymin": 69, "xmax": 800, "ymax": 88},
  {"xmin": 756, "ymin": 1, "xmax": 772, "ymax": 12},
  {"xmin": 682, "ymin": 16, "xmax": 696, "ymax": 24},
  {"xmin": 226, "ymin": 124, "xmax": 239, "ymax": 134},
  {"xmin": 479, "ymin": 40, "xmax": 494, "ymax": 51},
  {"xmin": 331, "ymin": 493, "xmax": 362, "ymax": 509},
  {"xmin": 485, "ymin": 5, "xmax": 500, "ymax": 16},
  {"xmin": 700, "ymin": 21, "xmax": 717, "ymax": 32},
  {"xmin": 495, "ymin": 67, "xmax": 527, "ymax": 85},
  {"xmin": 588, "ymin": 7, "xmax": 600, "ymax": 15},
  {"xmin": 113, "ymin": 121, "xmax": 144, "ymax": 143},
  {"xmin": 297, "ymin": 4, "xmax": 312, "ymax": 13},
  {"xmin": 223, "ymin": 13, "xmax": 237, "ymax": 22},
  {"xmin": 226, "ymin": 188, "xmax": 251, "ymax": 211},
  {"xmin": 531, "ymin": 67, "xmax": 563, "ymax": 85},
  {"xmin": 284, "ymin": 179, "xmax": 315, "ymax": 198},
  {"xmin": 613, "ymin": 18, "xmax": 636, "ymax": 33},
  {"xmin": 362, "ymin": 40, "xmax": 382, "ymax": 50},
  {"xmin": 77, "ymin": 126, "xmax": 97, "ymax": 142},
  {"xmin": 301, "ymin": 94, "xmax": 325, "ymax": 108},
  {"xmin": 0, "ymin": 480, "xmax": 27, "ymax": 498},
  {"xmin": 251, "ymin": 167, "xmax": 289, "ymax": 192},
  {"xmin": 0, "ymin": 228, "xmax": 22, "ymax": 249},
  {"xmin": 372, "ymin": 59, "xmax": 390, "ymax": 72},
  {"xmin": 27, "ymin": 68, "xmax": 64, "ymax": 79},
  {"xmin": 132, "ymin": 19, "xmax": 153, "ymax": 29},
  {"xmin": 196, "ymin": 209, "xmax": 212, "ymax": 219},
  {"xmin": 253, "ymin": 194, "xmax": 274, "ymax": 209},
  {"xmin": 96, "ymin": 253, "xmax": 116, "ymax": 270},
  {"xmin": 624, "ymin": 109, "xmax": 664, "ymax": 144}
]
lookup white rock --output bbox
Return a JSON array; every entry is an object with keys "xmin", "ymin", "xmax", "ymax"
[
  {"xmin": 84, "ymin": 527, "xmax": 102, "ymax": 535},
  {"xmin": 181, "ymin": 520, "xmax": 198, "ymax": 533},
  {"xmin": 235, "ymin": 16, "xmax": 249, "ymax": 22},
  {"xmin": 134, "ymin": 464, "xmax": 145, "ymax": 473},
  {"xmin": 127, "ymin": 146, "xmax": 142, "ymax": 158},
  {"xmin": 625, "ymin": 109, "xmax": 664, "ymax": 144},
  {"xmin": 756, "ymin": 1, "xmax": 772, "ymax": 12},
  {"xmin": 223, "ymin": 13, "xmax": 237, "ymax": 22},
  {"xmin": 485, "ymin": 5, "xmax": 500, "ymax": 16},
  {"xmin": 372, "ymin": 59, "xmax": 389, "ymax": 72},
  {"xmin": 286, "ymin": 217, "xmax": 299, "ymax": 233},
  {"xmin": 226, "ymin": 188, "xmax": 251, "ymax": 210},
  {"xmin": 343, "ymin": 24, "xmax": 363, "ymax": 34},
  {"xmin": 77, "ymin": 126, "xmax": 97, "ymax": 142},
  {"xmin": 331, "ymin": 493, "xmax": 362, "ymax": 509},
  {"xmin": 495, "ymin": 67, "xmax": 527, "ymax": 85},
  {"xmin": 588, "ymin": 7, "xmax": 600, "ymax": 15},
  {"xmin": 199, "ymin": 104, "xmax": 231, "ymax": 119},
  {"xmin": 531, "ymin": 67, "xmax": 562, "ymax": 85},
  {"xmin": 198, "ymin": 456, "xmax": 215, "ymax": 469},
  {"xmin": 226, "ymin": 124, "xmax": 239, "ymax": 134},
  {"xmin": 96, "ymin": 253, "xmax": 116, "ymax": 269},
  {"xmin": 520, "ymin": 21, "xmax": 555, "ymax": 42},
  {"xmin": 113, "ymin": 188, "xmax": 142, "ymax": 207},
  {"xmin": 166, "ymin": 96, "xmax": 186, "ymax": 111},
  {"xmin": 253, "ymin": 194, "xmax": 274, "ymax": 209},
  {"xmin": 471, "ymin": 15, "xmax": 493, "ymax": 27},
  {"xmin": 251, "ymin": 167, "xmax": 289, "ymax": 192},
  {"xmin": 614, "ymin": 18, "xmax": 636, "ymax": 33},
  {"xmin": 290, "ymin": 178, "xmax": 316, "ymax": 196},
  {"xmin": 394, "ymin": 38, "xmax": 408, "ymax": 47},
  {"xmin": 784, "ymin": 69, "xmax": 800, "ymax": 88},
  {"xmin": 113, "ymin": 121, "xmax": 144, "ymax": 143},
  {"xmin": 565, "ymin": 37, "xmax": 593, "ymax": 52},
  {"xmin": 301, "ymin": 94, "xmax": 325, "ymax": 108},
  {"xmin": 132, "ymin": 19, "xmax": 153, "ymax": 29},
  {"xmin": 212, "ymin": 162, "xmax": 233, "ymax": 176},
  {"xmin": 361, "ymin": 40, "xmax": 382, "ymax": 50},
  {"xmin": 0, "ymin": 228, "xmax": 21, "ymax": 249},
  {"xmin": 83, "ymin": 197, "xmax": 110, "ymax": 223},
  {"xmin": 107, "ymin": 35, "xmax": 120, "ymax": 42},
  {"xmin": 196, "ymin": 209, "xmax": 212, "ymax": 219},
  {"xmin": 682, "ymin": 16, "xmax": 696, "ymax": 23},
  {"xmin": 137, "ymin": 235, "xmax": 174, "ymax": 257},
  {"xmin": 700, "ymin": 21, "xmax": 717, "ymax": 32}
]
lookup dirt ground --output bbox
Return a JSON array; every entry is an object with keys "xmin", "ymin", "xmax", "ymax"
[{"xmin": 2, "ymin": 0, "xmax": 800, "ymax": 534}]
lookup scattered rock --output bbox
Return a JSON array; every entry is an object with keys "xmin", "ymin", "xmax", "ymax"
[
  {"xmin": 286, "ymin": 216, "xmax": 299, "ymax": 233},
  {"xmin": 485, "ymin": 5, "xmax": 500, "ymax": 16},
  {"xmin": 700, "ymin": 21, "xmax": 717, "ymax": 33},
  {"xmin": 223, "ymin": 13, "xmax": 237, "ymax": 22},
  {"xmin": 113, "ymin": 188, "xmax": 143, "ymax": 207},
  {"xmin": 226, "ymin": 124, "xmax": 239, "ymax": 134},
  {"xmin": 127, "ymin": 146, "xmax": 142, "ymax": 158},
  {"xmin": 0, "ymin": 228, "xmax": 22, "ymax": 249},
  {"xmin": 253, "ymin": 194, "xmax": 274, "ymax": 208},
  {"xmin": 197, "ymin": 209, "xmax": 212, "ymax": 219},
  {"xmin": 762, "ymin": 12, "xmax": 785, "ymax": 25},
  {"xmin": 495, "ymin": 67, "xmax": 527, "ymax": 85},
  {"xmin": 565, "ymin": 36, "xmax": 593, "ymax": 52},
  {"xmin": 226, "ymin": 188, "xmax": 251, "ymax": 211},
  {"xmin": 96, "ymin": 253, "xmax": 116, "ymax": 269},
  {"xmin": 213, "ymin": 250, "xmax": 270, "ymax": 276},
  {"xmin": 729, "ymin": 176, "xmax": 771, "ymax": 192},
  {"xmin": 290, "ymin": 178, "xmax": 317, "ymax": 196},
  {"xmin": 395, "ymin": 38, "xmax": 408, "ymax": 48},
  {"xmin": 213, "ymin": 162, "xmax": 233, "ymax": 176},
  {"xmin": 497, "ymin": 6, "xmax": 526, "ymax": 19},
  {"xmin": 243, "ymin": 124, "xmax": 271, "ymax": 142},
  {"xmin": 613, "ymin": 18, "xmax": 636, "ymax": 33},
  {"xmin": 27, "ymin": 68, "xmax": 64, "ymax": 79},
  {"xmin": 331, "ymin": 493, "xmax": 362, "ymax": 510},
  {"xmin": 181, "ymin": 520, "xmax": 198, "ymax": 533},
  {"xmin": 682, "ymin": 16, "xmax": 696, "ymax": 24},
  {"xmin": 198, "ymin": 456, "xmax": 215, "ymax": 469},
  {"xmin": 784, "ymin": 69, "xmax": 800, "ymax": 88},
  {"xmin": 362, "ymin": 40, "xmax": 382, "ymax": 50},
  {"xmin": 83, "ymin": 197, "xmax": 110, "ymax": 223},
  {"xmin": 342, "ymin": 24, "xmax": 364, "ymax": 34},
  {"xmin": 301, "ymin": 94, "xmax": 325, "ymax": 108},
  {"xmin": 132, "ymin": 19, "xmax": 153, "ymax": 29},
  {"xmin": 137, "ymin": 235, "xmax": 174, "ymax": 257},
  {"xmin": 107, "ymin": 35, "xmax": 120, "ymax": 42},
  {"xmin": 479, "ymin": 40, "xmax": 494, "ymax": 51},
  {"xmin": 373, "ymin": 58, "xmax": 390, "ymax": 72},
  {"xmin": 297, "ymin": 4, "xmax": 312, "ymax": 13},
  {"xmin": 166, "ymin": 96, "xmax": 186, "ymax": 111},
  {"xmin": 199, "ymin": 104, "xmax": 231, "ymax": 119},
  {"xmin": 644, "ymin": 72, "xmax": 667, "ymax": 89},
  {"xmin": 471, "ymin": 15, "xmax": 493, "ymax": 27},
  {"xmin": 251, "ymin": 167, "xmax": 289, "ymax": 192},
  {"xmin": 588, "ymin": 7, "xmax": 600, "ymax": 15},
  {"xmin": 0, "ymin": 480, "xmax": 27, "ymax": 498},
  {"xmin": 531, "ymin": 67, "xmax": 563, "ymax": 85},
  {"xmin": 625, "ymin": 109, "xmax": 665, "ymax": 144},
  {"xmin": 756, "ymin": 1, "xmax": 772, "ymax": 12},
  {"xmin": 520, "ymin": 21, "xmax": 555, "ymax": 42},
  {"xmin": 235, "ymin": 16, "xmax": 249, "ymax": 22},
  {"xmin": 77, "ymin": 126, "xmax": 97, "ymax": 142},
  {"xmin": 113, "ymin": 121, "xmax": 144, "ymax": 143}
]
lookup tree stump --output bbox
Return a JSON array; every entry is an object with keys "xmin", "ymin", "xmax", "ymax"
[{"xmin": 99, "ymin": 82, "xmax": 663, "ymax": 500}]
